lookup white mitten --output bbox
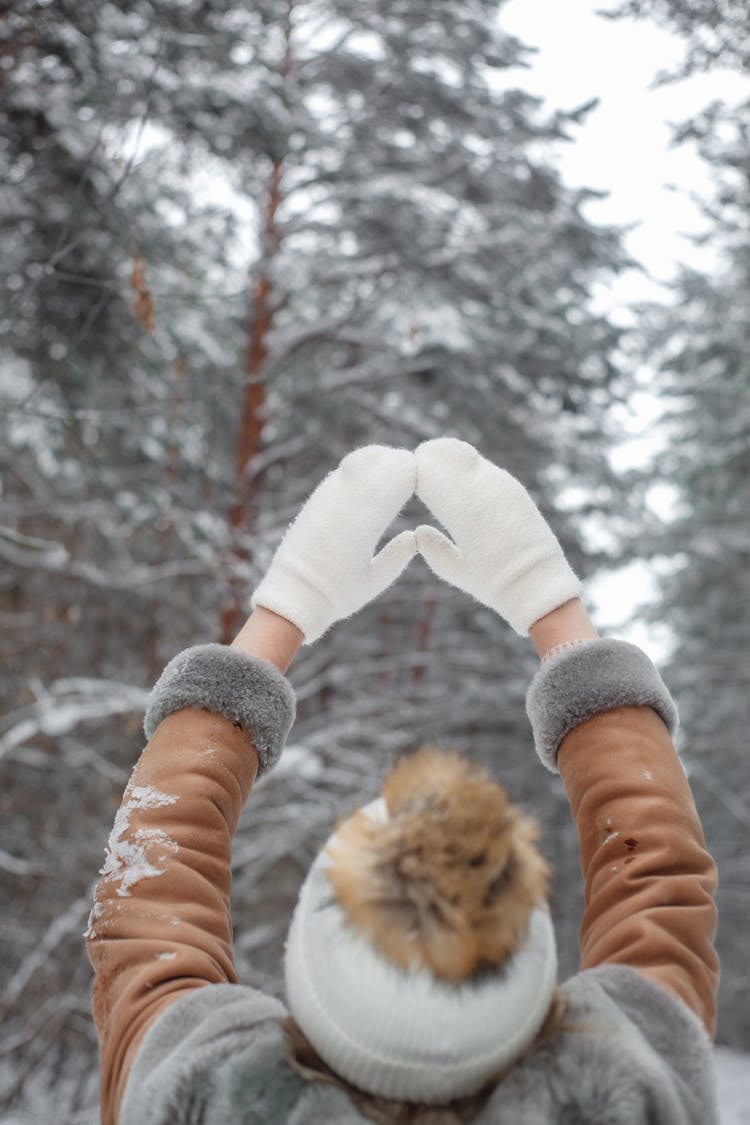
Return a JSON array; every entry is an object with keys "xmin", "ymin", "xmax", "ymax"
[
  {"xmin": 415, "ymin": 438, "xmax": 581, "ymax": 634},
  {"xmin": 252, "ymin": 446, "xmax": 417, "ymax": 643}
]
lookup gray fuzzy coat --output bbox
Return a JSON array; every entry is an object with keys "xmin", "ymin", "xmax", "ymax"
[{"xmin": 120, "ymin": 964, "xmax": 717, "ymax": 1124}]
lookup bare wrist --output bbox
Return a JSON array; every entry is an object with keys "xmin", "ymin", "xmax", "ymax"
[
  {"xmin": 230, "ymin": 606, "xmax": 304, "ymax": 673},
  {"xmin": 528, "ymin": 598, "xmax": 598, "ymax": 660}
]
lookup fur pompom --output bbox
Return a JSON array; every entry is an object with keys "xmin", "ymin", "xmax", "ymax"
[{"xmin": 325, "ymin": 747, "xmax": 549, "ymax": 984}]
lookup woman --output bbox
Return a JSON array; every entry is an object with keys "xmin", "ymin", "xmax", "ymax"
[{"xmin": 86, "ymin": 439, "xmax": 719, "ymax": 1124}]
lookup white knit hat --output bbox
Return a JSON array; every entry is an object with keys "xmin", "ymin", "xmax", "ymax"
[{"xmin": 284, "ymin": 762, "xmax": 558, "ymax": 1105}]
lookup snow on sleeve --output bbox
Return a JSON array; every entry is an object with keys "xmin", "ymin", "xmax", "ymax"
[{"xmin": 97, "ymin": 784, "xmax": 179, "ymax": 898}]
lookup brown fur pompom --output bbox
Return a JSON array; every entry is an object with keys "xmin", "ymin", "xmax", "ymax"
[{"xmin": 325, "ymin": 747, "xmax": 550, "ymax": 984}]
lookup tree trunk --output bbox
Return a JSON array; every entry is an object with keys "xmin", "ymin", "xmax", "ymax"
[
  {"xmin": 148, "ymin": 354, "xmax": 186, "ymax": 678},
  {"xmin": 411, "ymin": 579, "xmax": 438, "ymax": 686},
  {"xmin": 219, "ymin": 3, "xmax": 294, "ymax": 643}
]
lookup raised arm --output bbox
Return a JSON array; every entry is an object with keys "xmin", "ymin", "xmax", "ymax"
[
  {"xmin": 86, "ymin": 447, "xmax": 417, "ymax": 1125},
  {"xmin": 415, "ymin": 438, "xmax": 719, "ymax": 1035},
  {"xmin": 85, "ymin": 620, "xmax": 297, "ymax": 1125},
  {"xmin": 526, "ymin": 606, "xmax": 719, "ymax": 1035}
]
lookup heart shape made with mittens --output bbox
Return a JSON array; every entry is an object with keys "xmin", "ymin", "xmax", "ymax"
[{"xmin": 251, "ymin": 439, "xmax": 580, "ymax": 642}]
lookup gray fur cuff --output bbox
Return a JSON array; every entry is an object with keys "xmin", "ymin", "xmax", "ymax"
[
  {"xmin": 143, "ymin": 644, "xmax": 296, "ymax": 777},
  {"xmin": 526, "ymin": 638, "xmax": 678, "ymax": 773}
]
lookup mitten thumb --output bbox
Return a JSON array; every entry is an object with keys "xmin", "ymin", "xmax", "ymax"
[
  {"xmin": 370, "ymin": 529, "xmax": 418, "ymax": 594},
  {"xmin": 416, "ymin": 525, "xmax": 465, "ymax": 586}
]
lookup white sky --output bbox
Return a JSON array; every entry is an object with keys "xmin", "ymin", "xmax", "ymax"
[
  {"xmin": 496, "ymin": 0, "xmax": 747, "ymax": 650},
  {"xmin": 499, "ymin": 0, "xmax": 747, "ymax": 308}
]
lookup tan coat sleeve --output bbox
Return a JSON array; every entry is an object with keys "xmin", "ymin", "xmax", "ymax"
[
  {"xmin": 557, "ymin": 705, "xmax": 719, "ymax": 1036},
  {"xmin": 85, "ymin": 708, "xmax": 259, "ymax": 1125}
]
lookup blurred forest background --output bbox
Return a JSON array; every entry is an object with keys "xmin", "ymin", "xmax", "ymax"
[{"xmin": 0, "ymin": 0, "xmax": 748, "ymax": 1120}]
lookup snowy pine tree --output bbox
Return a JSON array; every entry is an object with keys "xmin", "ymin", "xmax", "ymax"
[{"xmin": 2, "ymin": 1, "xmax": 635, "ymax": 1115}]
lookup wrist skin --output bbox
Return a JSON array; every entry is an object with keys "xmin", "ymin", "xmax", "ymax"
[
  {"xmin": 229, "ymin": 597, "xmax": 597, "ymax": 672},
  {"xmin": 528, "ymin": 597, "xmax": 598, "ymax": 660},
  {"xmin": 230, "ymin": 606, "xmax": 304, "ymax": 673}
]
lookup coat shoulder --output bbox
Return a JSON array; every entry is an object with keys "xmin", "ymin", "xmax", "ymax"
[
  {"xmin": 120, "ymin": 969, "xmax": 719, "ymax": 1125},
  {"xmin": 476, "ymin": 965, "xmax": 718, "ymax": 1125}
]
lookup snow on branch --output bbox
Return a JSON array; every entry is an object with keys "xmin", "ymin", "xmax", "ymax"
[
  {"xmin": 1, "ymin": 891, "xmax": 93, "ymax": 1014},
  {"xmin": 0, "ymin": 848, "xmax": 38, "ymax": 877},
  {"xmin": 0, "ymin": 526, "xmax": 68, "ymax": 566},
  {"xmin": 0, "ymin": 527, "xmax": 208, "ymax": 588},
  {"xmin": 0, "ymin": 679, "xmax": 148, "ymax": 760}
]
